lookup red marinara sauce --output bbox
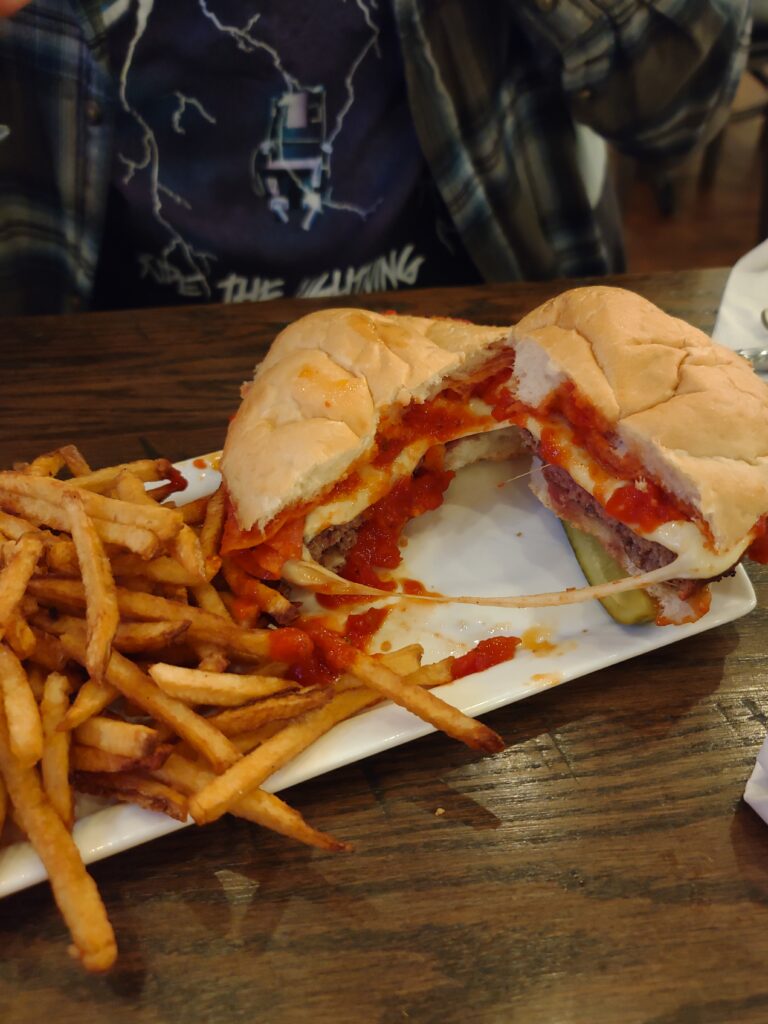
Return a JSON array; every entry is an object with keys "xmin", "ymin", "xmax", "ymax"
[
  {"xmin": 748, "ymin": 517, "xmax": 768, "ymax": 563},
  {"xmin": 286, "ymin": 608, "xmax": 390, "ymax": 687},
  {"xmin": 604, "ymin": 480, "xmax": 690, "ymax": 534},
  {"xmin": 164, "ymin": 464, "xmax": 189, "ymax": 495},
  {"xmin": 537, "ymin": 427, "xmax": 568, "ymax": 469},
  {"xmin": 450, "ymin": 636, "xmax": 521, "ymax": 680},
  {"xmin": 322, "ymin": 461, "xmax": 455, "ymax": 603},
  {"xmin": 229, "ymin": 596, "xmax": 263, "ymax": 627},
  {"xmin": 399, "ymin": 578, "xmax": 438, "ymax": 596},
  {"xmin": 471, "ymin": 367, "xmax": 519, "ymax": 422},
  {"xmin": 373, "ymin": 393, "xmax": 486, "ymax": 469},
  {"xmin": 343, "ymin": 606, "xmax": 390, "ymax": 648},
  {"xmin": 220, "ymin": 496, "xmax": 265, "ymax": 555},
  {"xmin": 548, "ymin": 382, "xmax": 643, "ymax": 480},
  {"xmin": 289, "ymin": 622, "xmax": 357, "ymax": 686},
  {"xmin": 287, "ymin": 649, "xmax": 338, "ymax": 688},
  {"xmin": 267, "ymin": 627, "xmax": 314, "ymax": 664},
  {"xmin": 304, "ymin": 624, "xmax": 357, "ymax": 674}
]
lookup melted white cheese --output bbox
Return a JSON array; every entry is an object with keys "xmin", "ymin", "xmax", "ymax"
[
  {"xmin": 523, "ymin": 416, "xmax": 622, "ymax": 503},
  {"xmin": 524, "ymin": 415, "xmax": 750, "ymax": 574},
  {"xmin": 304, "ymin": 440, "xmax": 429, "ymax": 540},
  {"xmin": 305, "ymin": 414, "xmax": 505, "ymax": 540},
  {"xmin": 642, "ymin": 521, "xmax": 750, "ymax": 579}
]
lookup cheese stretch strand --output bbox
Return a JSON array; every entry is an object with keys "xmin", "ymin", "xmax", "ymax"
[{"xmin": 282, "ymin": 558, "xmax": 684, "ymax": 610}]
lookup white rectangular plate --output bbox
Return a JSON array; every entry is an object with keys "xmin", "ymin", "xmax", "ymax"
[{"xmin": 0, "ymin": 456, "xmax": 756, "ymax": 896}]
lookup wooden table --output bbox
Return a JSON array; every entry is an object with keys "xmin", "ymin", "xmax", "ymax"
[{"xmin": 2, "ymin": 268, "xmax": 768, "ymax": 1024}]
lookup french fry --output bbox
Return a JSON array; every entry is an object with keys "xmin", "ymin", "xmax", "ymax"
[
  {"xmin": 72, "ymin": 771, "xmax": 188, "ymax": 822},
  {"xmin": 64, "ymin": 491, "xmax": 119, "ymax": 683},
  {"xmin": 0, "ymin": 773, "xmax": 6, "ymax": 838},
  {"xmin": 28, "ymin": 578, "xmax": 305, "ymax": 662},
  {"xmin": 155, "ymin": 751, "xmax": 349, "ymax": 851},
  {"xmin": 113, "ymin": 619, "xmax": 192, "ymax": 652},
  {"xmin": 60, "ymin": 634, "xmax": 241, "ymax": 772},
  {"xmin": 169, "ymin": 525, "xmax": 206, "ymax": 584},
  {"xmin": 175, "ymin": 720, "xmax": 289, "ymax": 759},
  {"xmin": 220, "ymin": 590, "xmax": 259, "ymax": 627},
  {"xmin": 118, "ymin": 618, "xmax": 195, "ymax": 651},
  {"xmin": 192, "ymin": 581, "xmax": 232, "ymax": 620},
  {"xmin": 222, "ymin": 558, "xmax": 296, "ymax": 623},
  {"xmin": 207, "ymin": 689, "xmax": 331, "ymax": 736},
  {"xmin": 4, "ymin": 610, "xmax": 37, "ymax": 660},
  {"xmin": 74, "ymin": 717, "xmax": 161, "ymax": 761},
  {"xmin": 0, "ymin": 472, "xmax": 183, "ymax": 542},
  {"xmin": 115, "ymin": 576, "xmax": 155, "ymax": 594},
  {"xmin": 198, "ymin": 486, "xmax": 225, "ymax": 555},
  {"xmin": 196, "ymin": 649, "xmax": 229, "ymax": 673},
  {"xmin": 59, "ymin": 679, "xmax": 120, "ymax": 732},
  {"xmin": 71, "ymin": 747, "xmax": 134, "ymax": 774},
  {"xmin": 144, "ymin": 481, "xmax": 184, "ymax": 504},
  {"xmin": 112, "ymin": 471, "xmax": 156, "ymax": 506},
  {"xmin": 25, "ymin": 450, "xmax": 67, "ymax": 478},
  {"xmin": 58, "ymin": 445, "xmax": 92, "ymax": 477},
  {"xmin": 34, "ymin": 612, "xmax": 192, "ymax": 655},
  {"xmin": 0, "ymin": 491, "xmax": 160, "ymax": 558},
  {"xmin": 378, "ymin": 644, "xmax": 424, "ymax": 676},
  {"xmin": 189, "ymin": 688, "xmax": 383, "ymax": 825},
  {"xmin": 0, "ymin": 643, "xmax": 43, "ymax": 767},
  {"xmin": 27, "ymin": 628, "xmax": 70, "ymax": 673},
  {"xmin": 53, "ymin": 543, "xmax": 210, "ymax": 592},
  {"xmin": 338, "ymin": 654, "xmax": 456, "ymax": 693},
  {"xmin": 155, "ymin": 584, "xmax": 188, "ymax": 604},
  {"xmin": 333, "ymin": 644, "xmax": 427, "ymax": 692},
  {"xmin": 110, "ymin": 554, "xmax": 204, "ymax": 586},
  {"xmin": 402, "ymin": 656, "xmax": 455, "ymax": 689},
  {"xmin": 0, "ymin": 706, "xmax": 117, "ymax": 972},
  {"xmin": 309, "ymin": 631, "xmax": 505, "ymax": 754},
  {"xmin": 0, "ymin": 539, "xmax": 19, "ymax": 565},
  {"xmin": 148, "ymin": 662, "xmax": 300, "ymax": 706},
  {"xmin": 44, "ymin": 539, "xmax": 80, "ymax": 576},
  {"xmin": 198, "ymin": 486, "xmax": 225, "ymax": 578},
  {"xmin": 71, "ymin": 745, "xmax": 171, "ymax": 774},
  {"xmin": 69, "ymin": 458, "xmax": 175, "ymax": 494},
  {"xmin": 228, "ymin": 721, "xmax": 288, "ymax": 753},
  {"xmin": 0, "ymin": 533, "xmax": 43, "ymax": 642},
  {"xmin": 0, "ymin": 508, "xmax": 44, "ymax": 541},
  {"xmin": 40, "ymin": 672, "xmax": 74, "ymax": 829},
  {"xmin": 178, "ymin": 496, "xmax": 210, "ymax": 525},
  {"xmin": 25, "ymin": 663, "xmax": 47, "ymax": 702}
]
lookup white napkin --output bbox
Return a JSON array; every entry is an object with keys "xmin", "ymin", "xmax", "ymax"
[
  {"xmin": 717, "ymin": 241, "xmax": 768, "ymax": 821},
  {"xmin": 712, "ymin": 238, "xmax": 768, "ymax": 351},
  {"xmin": 745, "ymin": 737, "xmax": 768, "ymax": 824}
]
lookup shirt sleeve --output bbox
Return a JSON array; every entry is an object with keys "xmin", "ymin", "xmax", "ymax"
[{"xmin": 518, "ymin": 0, "xmax": 751, "ymax": 163}]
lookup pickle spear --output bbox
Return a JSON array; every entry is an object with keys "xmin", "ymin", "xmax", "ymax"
[{"xmin": 561, "ymin": 521, "xmax": 655, "ymax": 625}]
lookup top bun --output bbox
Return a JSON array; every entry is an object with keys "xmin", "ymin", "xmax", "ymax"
[
  {"xmin": 511, "ymin": 286, "xmax": 768, "ymax": 551},
  {"xmin": 223, "ymin": 308, "xmax": 510, "ymax": 534}
]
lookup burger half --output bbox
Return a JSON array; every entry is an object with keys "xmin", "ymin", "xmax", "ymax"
[{"xmin": 220, "ymin": 287, "xmax": 768, "ymax": 626}]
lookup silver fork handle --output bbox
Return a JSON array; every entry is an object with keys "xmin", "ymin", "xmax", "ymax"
[{"xmin": 736, "ymin": 347, "xmax": 768, "ymax": 373}]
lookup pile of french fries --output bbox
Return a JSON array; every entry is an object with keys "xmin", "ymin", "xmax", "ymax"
[{"xmin": 0, "ymin": 445, "xmax": 506, "ymax": 972}]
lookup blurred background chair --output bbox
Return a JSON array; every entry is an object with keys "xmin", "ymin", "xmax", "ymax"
[
  {"xmin": 699, "ymin": 2, "xmax": 768, "ymax": 239},
  {"xmin": 614, "ymin": 5, "xmax": 768, "ymax": 266}
]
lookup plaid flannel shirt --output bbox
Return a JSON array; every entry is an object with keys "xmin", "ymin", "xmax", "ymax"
[{"xmin": 0, "ymin": 0, "xmax": 750, "ymax": 314}]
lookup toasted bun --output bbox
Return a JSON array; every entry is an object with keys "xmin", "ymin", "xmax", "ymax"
[
  {"xmin": 512, "ymin": 286, "xmax": 768, "ymax": 551},
  {"xmin": 223, "ymin": 309, "xmax": 510, "ymax": 534}
]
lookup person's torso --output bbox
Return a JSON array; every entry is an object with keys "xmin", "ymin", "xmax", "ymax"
[{"xmin": 93, "ymin": 0, "xmax": 480, "ymax": 309}]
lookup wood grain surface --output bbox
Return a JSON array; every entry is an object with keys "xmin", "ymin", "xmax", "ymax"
[{"xmin": 2, "ymin": 269, "xmax": 768, "ymax": 1024}]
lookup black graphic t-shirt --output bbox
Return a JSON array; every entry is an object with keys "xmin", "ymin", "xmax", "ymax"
[{"xmin": 93, "ymin": 0, "xmax": 481, "ymax": 309}]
